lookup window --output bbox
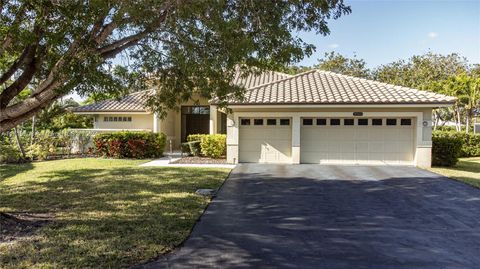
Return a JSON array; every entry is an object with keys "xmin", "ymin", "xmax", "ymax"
[
  {"xmin": 127, "ymin": 117, "xmax": 132, "ymax": 122},
  {"xmin": 303, "ymin": 118, "xmax": 313, "ymax": 125},
  {"xmin": 386, "ymin": 118, "xmax": 397, "ymax": 126},
  {"xmin": 241, "ymin": 119, "xmax": 251, "ymax": 125},
  {"xmin": 266, "ymin": 119, "xmax": 277, "ymax": 125},
  {"xmin": 123, "ymin": 117, "xmax": 128, "ymax": 122},
  {"xmin": 401, "ymin": 118, "xmax": 412, "ymax": 126},
  {"xmin": 344, "ymin": 118, "xmax": 354, "ymax": 125},
  {"xmin": 254, "ymin": 119, "xmax": 264, "ymax": 125},
  {"xmin": 108, "ymin": 117, "xmax": 113, "ymax": 122},
  {"xmin": 104, "ymin": 117, "xmax": 108, "ymax": 122},
  {"xmin": 316, "ymin": 118, "xmax": 327, "ymax": 125},
  {"xmin": 181, "ymin": 106, "xmax": 210, "ymax": 115},
  {"xmin": 330, "ymin": 119, "xmax": 340, "ymax": 125},
  {"xmin": 372, "ymin": 119, "xmax": 383, "ymax": 126},
  {"xmin": 280, "ymin": 119, "xmax": 290, "ymax": 125},
  {"xmin": 358, "ymin": 119, "xmax": 368, "ymax": 126}
]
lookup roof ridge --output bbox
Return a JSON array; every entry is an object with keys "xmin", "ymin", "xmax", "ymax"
[
  {"xmin": 244, "ymin": 69, "xmax": 317, "ymax": 91},
  {"xmin": 314, "ymin": 69, "xmax": 443, "ymax": 97}
]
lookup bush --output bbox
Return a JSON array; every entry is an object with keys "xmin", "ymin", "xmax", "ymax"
[
  {"xmin": 0, "ymin": 135, "xmax": 22, "ymax": 163},
  {"xmin": 0, "ymin": 143, "xmax": 21, "ymax": 163},
  {"xmin": 187, "ymin": 134, "xmax": 207, "ymax": 142},
  {"xmin": 200, "ymin": 134, "xmax": 226, "ymax": 158},
  {"xmin": 94, "ymin": 131, "xmax": 166, "ymax": 159},
  {"xmin": 187, "ymin": 141, "xmax": 201, "ymax": 156},
  {"xmin": 27, "ymin": 130, "xmax": 56, "ymax": 160},
  {"xmin": 432, "ymin": 131, "xmax": 463, "ymax": 167},
  {"xmin": 460, "ymin": 133, "xmax": 480, "ymax": 157},
  {"xmin": 186, "ymin": 134, "xmax": 226, "ymax": 158},
  {"xmin": 180, "ymin": 142, "xmax": 191, "ymax": 155}
]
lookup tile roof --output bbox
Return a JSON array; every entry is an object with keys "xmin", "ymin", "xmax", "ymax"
[
  {"xmin": 74, "ymin": 68, "xmax": 291, "ymax": 113},
  {"xmin": 231, "ymin": 66, "xmax": 292, "ymax": 89},
  {"xmin": 73, "ymin": 90, "xmax": 152, "ymax": 112},
  {"xmin": 224, "ymin": 70, "xmax": 456, "ymax": 105}
]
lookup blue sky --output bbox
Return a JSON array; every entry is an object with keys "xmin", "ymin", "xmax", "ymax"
[{"xmin": 297, "ymin": 0, "xmax": 480, "ymax": 68}]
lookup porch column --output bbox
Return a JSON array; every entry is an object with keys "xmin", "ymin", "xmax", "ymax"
[
  {"xmin": 153, "ymin": 113, "xmax": 160, "ymax": 133},
  {"xmin": 209, "ymin": 105, "xmax": 218, "ymax": 134},
  {"xmin": 291, "ymin": 115, "xmax": 301, "ymax": 164}
]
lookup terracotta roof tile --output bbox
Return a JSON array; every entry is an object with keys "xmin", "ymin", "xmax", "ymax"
[{"xmin": 225, "ymin": 70, "xmax": 456, "ymax": 105}]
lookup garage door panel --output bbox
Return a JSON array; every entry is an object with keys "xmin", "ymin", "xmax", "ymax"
[
  {"xmin": 239, "ymin": 119, "xmax": 292, "ymax": 163},
  {"xmin": 300, "ymin": 117, "xmax": 414, "ymax": 164}
]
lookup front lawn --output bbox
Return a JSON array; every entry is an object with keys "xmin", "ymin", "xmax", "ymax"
[
  {"xmin": 429, "ymin": 157, "xmax": 480, "ymax": 188},
  {"xmin": 0, "ymin": 158, "xmax": 230, "ymax": 268}
]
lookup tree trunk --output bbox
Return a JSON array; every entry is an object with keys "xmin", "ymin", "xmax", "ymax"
[
  {"xmin": 14, "ymin": 126, "xmax": 26, "ymax": 159},
  {"xmin": 31, "ymin": 115, "xmax": 36, "ymax": 145},
  {"xmin": 456, "ymin": 107, "xmax": 462, "ymax": 132}
]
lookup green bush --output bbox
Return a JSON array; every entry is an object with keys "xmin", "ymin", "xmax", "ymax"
[
  {"xmin": 186, "ymin": 134, "xmax": 226, "ymax": 158},
  {"xmin": 200, "ymin": 134, "xmax": 226, "ymax": 158},
  {"xmin": 94, "ymin": 131, "xmax": 166, "ymax": 159},
  {"xmin": 0, "ymin": 143, "xmax": 21, "ymax": 163},
  {"xmin": 187, "ymin": 141, "xmax": 201, "ymax": 156},
  {"xmin": 27, "ymin": 130, "xmax": 56, "ymax": 160},
  {"xmin": 180, "ymin": 142, "xmax": 191, "ymax": 155},
  {"xmin": 187, "ymin": 134, "xmax": 207, "ymax": 142},
  {"xmin": 460, "ymin": 133, "xmax": 480, "ymax": 157},
  {"xmin": 432, "ymin": 131, "xmax": 463, "ymax": 167},
  {"xmin": 0, "ymin": 135, "xmax": 22, "ymax": 163}
]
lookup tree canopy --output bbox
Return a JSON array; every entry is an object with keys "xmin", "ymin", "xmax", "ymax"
[{"xmin": 0, "ymin": 0, "xmax": 351, "ymax": 132}]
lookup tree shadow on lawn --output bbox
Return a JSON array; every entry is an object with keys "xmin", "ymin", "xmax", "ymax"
[
  {"xmin": 0, "ymin": 162, "xmax": 34, "ymax": 182},
  {"xmin": 0, "ymin": 166, "xmax": 227, "ymax": 268}
]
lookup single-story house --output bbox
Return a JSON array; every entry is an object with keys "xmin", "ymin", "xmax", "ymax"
[{"xmin": 74, "ymin": 69, "xmax": 455, "ymax": 167}]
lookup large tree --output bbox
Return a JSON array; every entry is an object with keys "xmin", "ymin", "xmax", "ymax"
[
  {"xmin": 315, "ymin": 51, "xmax": 370, "ymax": 78},
  {"xmin": 0, "ymin": 0, "xmax": 351, "ymax": 132}
]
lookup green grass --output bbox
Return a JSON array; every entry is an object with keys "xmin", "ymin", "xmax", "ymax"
[
  {"xmin": 0, "ymin": 158, "xmax": 230, "ymax": 268},
  {"xmin": 429, "ymin": 157, "xmax": 480, "ymax": 188}
]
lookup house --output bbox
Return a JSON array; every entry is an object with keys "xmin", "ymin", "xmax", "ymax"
[{"xmin": 73, "ymin": 69, "xmax": 455, "ymax": 167}]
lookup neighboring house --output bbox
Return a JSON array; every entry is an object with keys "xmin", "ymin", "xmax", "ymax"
[{"xmin": 74, "ymin": 69, "xmax": 455, "ymax": 167}]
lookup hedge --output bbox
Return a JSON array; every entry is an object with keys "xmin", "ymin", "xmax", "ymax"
[
  {"xmin": 186, "ymin": 134, "xmax": 227, "ymax": 158},
  {"xmin": 94, "ymin": 131, "xmax": 166, "ymax": 158},
  {"xmin": 431, "ymin": 131, "xmax": 463, "ymax": 167}
]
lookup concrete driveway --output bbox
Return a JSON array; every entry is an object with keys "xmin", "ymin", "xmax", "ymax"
[{"xmin": 139, "ymin": 164, "xmax": 480, "ymax": 269}]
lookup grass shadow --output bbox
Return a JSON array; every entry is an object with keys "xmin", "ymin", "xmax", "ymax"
[{"xmin": 0, "ymin": 162, "xmax": 34, "ymax": 182}]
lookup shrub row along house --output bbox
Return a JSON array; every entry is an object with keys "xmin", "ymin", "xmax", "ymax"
[{"xmin": 74, "ymin": 69, "xmax": 455, "ymax": 167}]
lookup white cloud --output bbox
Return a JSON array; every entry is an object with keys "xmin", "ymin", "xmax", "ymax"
[
  {"xmin": 427, "ymin": 32, "xmax": 438, "ymax": 38},
  {"xmin": 328, "ymin": 43, "xmax": 339, "ymax": 49}
]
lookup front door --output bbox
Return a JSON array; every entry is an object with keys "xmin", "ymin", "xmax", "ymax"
[{"xmin": 181, "ymin": 106, "xmax": 210, "ymax": 141}]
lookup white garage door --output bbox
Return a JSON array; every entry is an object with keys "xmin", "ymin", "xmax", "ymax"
[
  {"xmin": 300, "ymin": 118, "xmax": 415, "ymax": 165},
  {"xmin": 239, "ymin": 118, "xmax": 292, "ymax": 163}
]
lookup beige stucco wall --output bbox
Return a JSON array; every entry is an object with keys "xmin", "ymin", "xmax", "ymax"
[
  {"xmin": 84, "ymin": 94, "xmax": 223, "ymax": 152},
  {"xmin": 94, "ymin": 114, "xmax": 154, "ymax": 130},
  {"xmin": 226, "ymin": 106, "xmax": 435, "ymax": 167},
  {"xmin": 154, "ymin": 94, "xmax": 212, "ymax": 149}
]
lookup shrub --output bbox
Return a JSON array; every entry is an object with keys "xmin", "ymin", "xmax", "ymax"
[
  {"xmin": 27, "ymin": 130, "xmax": 56, "ymax": 160},
  {"xmin": 200, "ymin": 134, "xmax": 226, "ymax": 158},
  {"xmin": 0, "ymin": 143, "xmax": 21, "ymax": 163},
  {"xmin": 460, "ymin": 133, "xmax": 480, "ymax": 157},
  {"xmin": 187, "ymin": 141, "xmax": 202, "ymax": 156},
  {"xmin": 0, "ymin": 135, "xmax": 22, "ymax": 163},
  {"xmin": 181, "ymin": 142, "xmax": 191, "ymax": 156},
  {"xmin": 186, "ymin": 134, "xmax": 227, "ymax": 158},
  {"xmin": 94, "ymin": 131, "xmax": 166, "ymax": 158},
  {"xmin": 187, "ymin": 134, "xmax": 207, "ymax": 142},
  {"xmin": 432, "ymin": 131, "xmax": 463, "ymax": 167}
]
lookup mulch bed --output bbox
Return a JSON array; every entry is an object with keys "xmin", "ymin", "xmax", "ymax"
[
  {"xmin": 0, "ymin": 212, "xmax": 54, "ymax": 243},
  {"xmin": 171, "ymin": 156, "xmax": 227, "ymax": 164}
]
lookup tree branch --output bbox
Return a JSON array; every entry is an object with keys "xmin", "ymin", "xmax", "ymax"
[
  {"xmin": 0, "ymin": 45, "xmax": 33, "ymax": 85},
  {"xmin": 0, "ymin": 46, "xmax": 41, "ymax": 108}
]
